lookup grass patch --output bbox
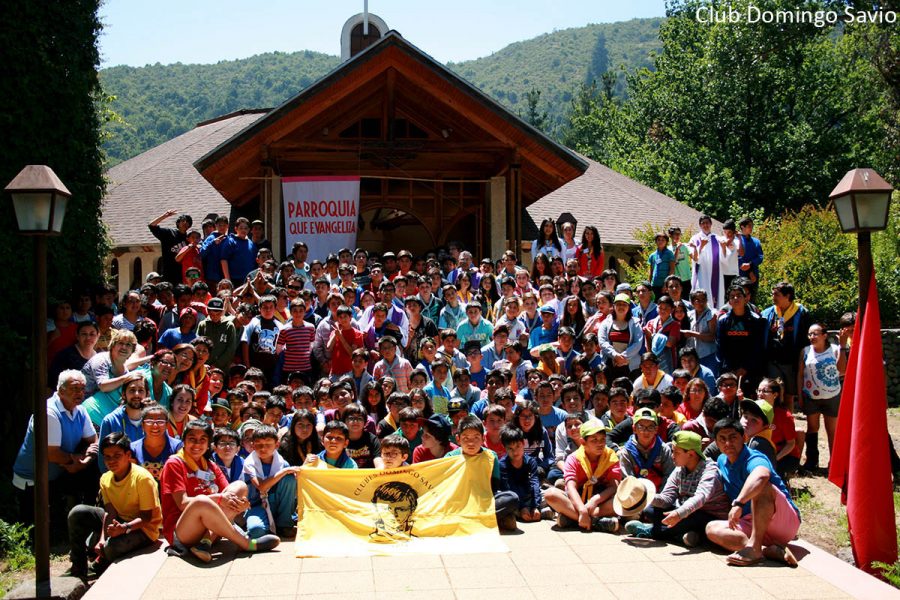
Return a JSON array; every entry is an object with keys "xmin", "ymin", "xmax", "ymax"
[
  {"xmin": 793, "ymin": 486, "xmax": 823, "ymax": 512},
  {"xmin": 0, "ymin": 520, "xmax": 34, "ymax": 598}
]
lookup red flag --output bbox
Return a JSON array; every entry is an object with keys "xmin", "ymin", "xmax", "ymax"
[{"xmin": 828, "ymin": 272, "xmax": 897, "ymax": 574}]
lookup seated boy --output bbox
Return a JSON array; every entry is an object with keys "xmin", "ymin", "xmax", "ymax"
[
  {"xmin": 376, "ymin": 392, "xmax": 410, "ymax": 438},
  {"xmin": 498, "ymin": 426, "xmax": 542, "ymax": 524},
  {"xmin": 379, "ymin": 434, "xmax": 411, "ymax": 469},
  {"xmin": 705, "ymin": 418, "xmax": 800, "ymax": 567},
  {"xmin": 482, "ymin": 404, "xmax": 508, "ymax": 458},
  {"xmin": 624, "ymin": 431, "xmax": 730, "ymax": 546},
  {"xmin": 548, "ymin": 412, "xmax": 586, "ymax": 484},
  {"xmin": 305, "ymin": 420, "xmax": 358, "ymax": 469},
  {"xmin": 212, "ymin": 427, "xmax": 244, "ymax": 483},
  {"xmin": 616, "ymin": 407, "xmax": 675, "ymax": 490},
  {"xmin": 243, "ymin": 425, "xmax": 301, "ymax": 539},
  {"xmin": 544, "ymin": 420, "xmax": 621, "ymax": 532},
  {"xmin": 398, "ymin": 407, "xmax": 424, "ymax": 455},
  {"xmin": 210, "ymin": 399, "xmax": 232, "ymax": 429},
  {"xmin": 446, "ymin": 415, "xmax": 519, "ymax": 531},
  {"xmin": 739, "ymin": 399, "xmax": 777, "ymax": 465},
  {"xmin": 68, "ymin": 433, "xmax": 162, "ymax": 578}
]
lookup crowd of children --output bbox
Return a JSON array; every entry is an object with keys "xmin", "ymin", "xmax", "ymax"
[{"xmin": 15, "ymin": 213, "xmax": 861, "ymax": 578}]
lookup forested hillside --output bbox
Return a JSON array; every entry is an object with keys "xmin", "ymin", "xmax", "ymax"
[{"xmin": 99, "ymin": 18, "xmax": 661, "ymax": 164}]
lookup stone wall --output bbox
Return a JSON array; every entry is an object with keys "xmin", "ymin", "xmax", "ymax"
[{"xmin": 832, "ymin": 329, "xmax": 900, "ymax": 407}]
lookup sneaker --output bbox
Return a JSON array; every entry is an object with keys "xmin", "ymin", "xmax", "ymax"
[
  {"xmin": 248, "ymin": 534, "xmax": 280, "ymax": 552},
  {"xmin": 624, "ymin": 520, "xmax": 653, "ymax": 538},
  {"xmin": 556, "ymin": 512, "xmax": 577, "ymax": 529},
  {"xmin": 189, "ymin": 539, "xmax": 213, "ymax": 563},
  {"xmin": 65, "ymin": 565, "xmax": 88, "ymax": 580},
  {"xmin": 682, "ymin": 531, "xmax": 701, "ymax": 548},
  {"xmin": 540, "ymin": 507, "xmax": 555, "ymax": 521},
  {"xmin": 276, "ymin": 526, "xmax": 297, "ymax": 540},
  {"xmin": 591, "ymin": 517, "xmax": 620, "ymax": 533}
]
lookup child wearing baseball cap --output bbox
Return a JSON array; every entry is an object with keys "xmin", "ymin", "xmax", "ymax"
[{"xmin": 624, "ymin": 431, "xmax": 730, "ymax": 546}]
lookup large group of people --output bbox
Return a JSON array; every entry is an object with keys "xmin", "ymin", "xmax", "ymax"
[{"xmin": 14, "ymin": 210, "xmax": 857, "ymax": 579}]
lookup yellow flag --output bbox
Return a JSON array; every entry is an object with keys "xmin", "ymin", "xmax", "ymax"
[{"xmin": 295, "ymin": 453, "xmax": 508, "ymax": 557}]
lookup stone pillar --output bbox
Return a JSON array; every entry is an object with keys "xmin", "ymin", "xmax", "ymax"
[{"xmin": 489, "ymin": 176, "xmax": 507, "ymax": 260}]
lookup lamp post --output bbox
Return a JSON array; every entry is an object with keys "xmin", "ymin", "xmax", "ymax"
[
  {"xmin": 829, "ymin": 168, "xmax": 893, "ymax": 324},
  {"xmin": 5, "ymin": 165, "xmax": 70, "ymax": 598}
]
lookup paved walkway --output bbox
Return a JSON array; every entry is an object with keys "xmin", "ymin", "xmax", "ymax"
[{"xmin": 83, "ymin": 521, "xmax": 900, "ymax": 600}]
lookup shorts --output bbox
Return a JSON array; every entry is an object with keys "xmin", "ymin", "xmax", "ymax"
[
  {"xmin": 737, "ymin": 485, "xmax": 800, "ymax": 547},
  {"xmin": 766, "ymin": 362, "xmax": 797, "ymax": 395},
  {"xmin": 802, "ymin": 395, "xmax": 839, "ymax": 418}
]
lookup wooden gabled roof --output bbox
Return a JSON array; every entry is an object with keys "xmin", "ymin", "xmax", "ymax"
[{"xmin": 195, "ymin": 31, "xmax": 587, "ymax": 205}]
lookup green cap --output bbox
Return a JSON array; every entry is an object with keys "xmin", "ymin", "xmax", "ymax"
[
  {"xmin": 579, "ymin": 419, "xmax": 609, "ymax": 439},
  {"xmin": 740, "ymin": 399, "xmax": 774, "ymax": 425},
  {"xmin": 672, "ymin": 431, "xmax": 703, "ymax": 454},
  {"xmin": 633, "ymin": 407, "xmax": 658, "ymax": 425},
  {"xmin": 614, "ymin": 293, "xmax": 631, "ymax": 305}
]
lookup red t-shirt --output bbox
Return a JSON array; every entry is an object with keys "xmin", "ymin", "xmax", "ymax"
[
  {"xmin": 485, "ymin": 436, "xmax": 506, "ymax": 458},
  {"xmin": 412, "ymin": 443, "xmax": 459, "ymax": 464},
  {"xmin": 160, "ymin": 456, "xmax": 228, "ymax": 544},
  {"xmin": 562, "ymin": 451, "xmax": 622, "ymax": 489},
  {"xmin": 330, "ymin": 327, "xmax": 364, "ymax": 376},
  {"xmin": 771, "ymin": 407, "xmax": 801, "ymax": 459}
]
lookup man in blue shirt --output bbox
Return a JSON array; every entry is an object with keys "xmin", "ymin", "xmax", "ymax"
[
  {"xmin": 705, "ymin": 418, "xmax": 800, "ymax": 567},
  {"xmin": 13, "ymin": 370, "xmax": 99, "ymax": 527},
  {"xmin": 737, "ymin": 217, "xmax": 764, "ymax": 297}
]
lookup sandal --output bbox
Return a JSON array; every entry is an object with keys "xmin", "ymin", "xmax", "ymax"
[{"xmin": 727, "ymin": 549, "xmax": 764, "ymax": 566}]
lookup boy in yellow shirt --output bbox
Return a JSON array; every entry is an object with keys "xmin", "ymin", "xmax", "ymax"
[{"xmin": 67, "ymin": 432, "xmax": 162, "ymax": 578}]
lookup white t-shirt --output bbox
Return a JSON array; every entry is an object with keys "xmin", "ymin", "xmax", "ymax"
[{"xmin": 801, "ymin": 344, "xmax": 841, "ymax": 399}]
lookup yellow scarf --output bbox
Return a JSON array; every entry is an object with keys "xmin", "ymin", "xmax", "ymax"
[
  {"xmin": 775, "ymin": 301, "xmax": 800, "ymax": 323},
  {"xmin": 639, "ymin": 370, "xmax": 666, "ymax": 390},
  {"xmin": 384, "ymin": 413, "xmax": 399, "ymax": 432},
  {"xmin": 574, "ymin": 445, "xmax": 618, "ymax": 501},
  {"xmin": 175, "ymin": 447, "xmax": 208, "ymax": 473}
]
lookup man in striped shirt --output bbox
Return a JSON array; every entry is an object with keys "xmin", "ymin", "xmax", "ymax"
[{"xmin": 275, "ymin": 299, "xmax": 316, "ymax": 386}]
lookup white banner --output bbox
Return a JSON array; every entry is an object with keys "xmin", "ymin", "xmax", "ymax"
[{"xmin": 282, "ymin": 176, "xmax": 360, "ymax": 261}]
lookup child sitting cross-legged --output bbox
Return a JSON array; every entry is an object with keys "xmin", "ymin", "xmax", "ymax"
[
  {"xmin": 243, "ymin": 425, "xmax": 301, "ymax": 539},
  {"xmin": 544, "ymin": 419, "xmax": 621, "ymax": 532},
  {"xmin": 446, "ymin": 415, "xmax": 519, "ymax": 531},
  {"xmin": 305, "ymin": 420, "xmax": 358, "ymax": 469},
  {"xmin": 498, "ymin": 426, "xmax": 542, "ymax": 524},
  {"xmin": 380, "ymin": 434, "xmax": 411, "ymax": 469}
]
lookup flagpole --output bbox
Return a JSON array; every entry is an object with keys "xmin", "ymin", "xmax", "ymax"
[{"xmin": 857, "ymin": 231, "xmax": 872, "ymax": 325}]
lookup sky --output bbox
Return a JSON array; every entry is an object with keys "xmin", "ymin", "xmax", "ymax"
[{"xmin": 98, "ymin": 0, "xmax": 667, "ymax": 68}]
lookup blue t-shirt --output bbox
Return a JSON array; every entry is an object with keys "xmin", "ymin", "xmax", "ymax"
[
  {"xmin": 717, "ymin": 445, "xmax": 799, "ymax": 518},
  {"xmin": 649, "ymin": 249, "xmax": 676, "ymax": 287},
  {"xmin": 222, "ymin": 235, "xmax": 257, "ymax": 282},
  {"xmin": 539, "ymin": 406, "xmax": 568, "ymax": 433},
  {"xmin": 131, "ymin": 435, "xmax": 182, "ymax": 481}
]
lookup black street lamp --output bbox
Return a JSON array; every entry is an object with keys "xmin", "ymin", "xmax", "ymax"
[
  {"xmin": 5, "ymin": 165, "xmax": 71, "ymax": 598},
  {"xmin": 829, "ymin": 168, "xmax": 893, "ymax": 324}
]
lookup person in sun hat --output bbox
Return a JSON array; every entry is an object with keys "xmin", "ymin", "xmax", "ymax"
[
  {"xmin": 616, "ymin": 407, "xmax": 674, "ymax": 489},
  {"xmin": 624, "ymin": 431, "xmax": 730, "ymax": 546},
  {"xmin": 543, "ymin": 419, "xmax": 621, "ymax": 533}
]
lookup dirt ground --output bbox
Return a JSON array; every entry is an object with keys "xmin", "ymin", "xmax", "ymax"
[{"xmin": 790, "ymin": 407, "xmax": 900, "ymax": 558}]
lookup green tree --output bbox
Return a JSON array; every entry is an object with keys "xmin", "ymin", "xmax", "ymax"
[
  {"xmin": 521, "ymin": 86, "xmax": 550, "ymax": 133},
  {"xmin": 0, "ymin": 0, "xmax": 109, "ymax": 494},
  {"xmin": 563, "ymin": 0, "xmax": 895, "ymax": 220}
]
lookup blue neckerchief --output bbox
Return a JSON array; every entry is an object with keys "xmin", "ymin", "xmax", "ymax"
[
  {"xmin": 625, "ymin": 435, "xmax": 663, "ymax": 477},
  {"xmin": 318, "ymin": 449, "xmax": 351, "ymax": 468}
]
